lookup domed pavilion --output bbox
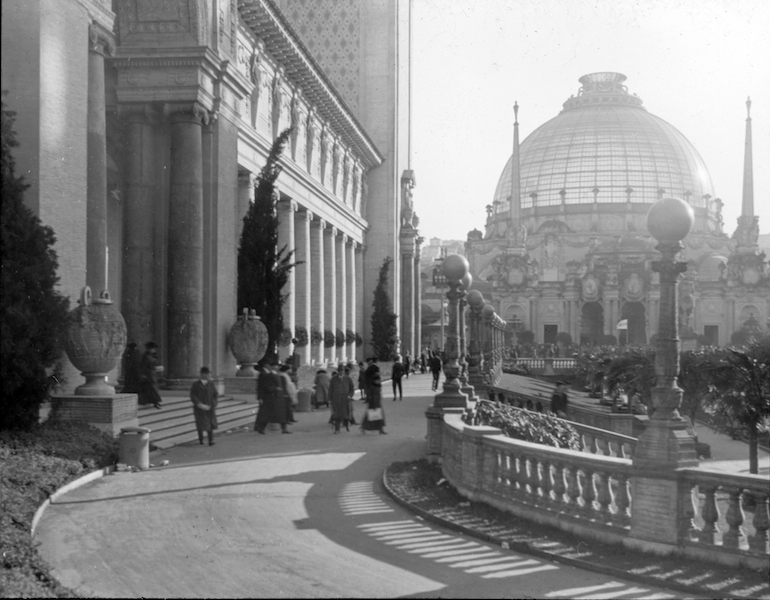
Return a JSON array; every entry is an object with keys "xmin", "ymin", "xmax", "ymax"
[{"xmin": 465, "ymin": 73, "xmax": 767, "ymax": 347}]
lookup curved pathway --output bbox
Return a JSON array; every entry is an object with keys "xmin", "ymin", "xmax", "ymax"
[{"xmin": 35, "ymin": 374, "xmax": 699, "ymax": 598}]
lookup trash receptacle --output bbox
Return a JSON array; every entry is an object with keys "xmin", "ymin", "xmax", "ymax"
[
  {"xmin": 119, "ymin": 426, "xmax": 151, "ymax": 470},
  {"xmin": 296, "ymin": 388, "xmax": 312, "ymax": 413}
]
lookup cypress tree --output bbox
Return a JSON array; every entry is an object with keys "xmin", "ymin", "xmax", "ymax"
[
  {"xmin": 1, "ymin": 99, "xmax": 70, "ymax": 430},
  {"xmin": 237, "ymin": 128, "xmax": 297, "ymax": 360},
  {"xmin": 370, "ymin": 256, "xmax": 399, "ymax": 360}
]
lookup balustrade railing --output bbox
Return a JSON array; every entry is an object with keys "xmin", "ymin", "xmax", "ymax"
[{"xmin": 437, "ymin": 412, "xmax": 769, "ymax": 569}]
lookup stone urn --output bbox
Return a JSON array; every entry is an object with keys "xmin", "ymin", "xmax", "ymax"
[
  {"xmin": 228, "ymin": 308, "xmax": 269, "ymax": 377},
  {"xmin": 63, "ymin": 286, "xmax": 127, "ymax": 396}
]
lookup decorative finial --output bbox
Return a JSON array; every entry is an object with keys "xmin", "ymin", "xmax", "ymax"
[
  {"xmin": 514, "ymin": 101, "xmax": 519, "ymax": 124},
  {"xmin": 746, "ymin": 97, "xmax": 751, "ymax": 118}
]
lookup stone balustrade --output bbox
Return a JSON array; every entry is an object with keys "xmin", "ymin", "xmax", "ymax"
[
  {"xmin": 508, "ymin": 357, "xmax": 577, "ymax": 372},
  {"xmin": 434, "ymin": 410, "xmax": 769, "ymax": 569}
]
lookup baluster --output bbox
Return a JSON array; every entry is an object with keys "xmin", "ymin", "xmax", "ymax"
[
  {"xmin": 488, "ymin": 447, "xmax": 501, "ymax": 496},
  {"xmin": 602, "ymin": 438, "xmax": 613, "ymax": 457},
  {"xmin": 566, "ymin": 465, "xmax": 581, "ymax": 514},
  {"xmin": 541, "ymin": 460, "xmax": 552, "ymax": 503},
  {"xmin": 514, "ymin": 454, "xmax": 526, "ymax": 495},
  {"xmin": 529, "ymin": 456, "xmax": 542, "ymax": 500},
  {"xmin": 581, "ymin": 468, "xmax": 597, "ymax": 516},
  {"xmin": 614, "ymin": 473, "xmax": 631, "ymax": 526},
  {"xmin": 552, "ymin": 462, "xmax": 567, "ymax": 505},
  {"xmin": 749, "ymin": 492, "xmax": 769, "ymax": 553},
  {"xmin": 500, "ymin": 451, "xmax": 511, "ymax": 499},
  {"xmin": 679, "ymin": 480, "xmax": 699, "ymax": 541},
  {"xmin": 522, "ymin": 456, "xmax": 533, "ymax": 499},
  {"xmin": 722, "ymin": 487, "xmax": 746, "ymax": 549},
  {"xmin": 596, "ymin": 470, "xmax": 612, "ymax": 520},
  {"xmin": 699, "ymin": 485, "xmax": 720, "ymax": 545}
]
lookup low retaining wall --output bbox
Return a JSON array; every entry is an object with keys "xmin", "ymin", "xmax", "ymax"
[{"xmin": 434, "ymin": 410, "xmax": 769, "ymax": 570}]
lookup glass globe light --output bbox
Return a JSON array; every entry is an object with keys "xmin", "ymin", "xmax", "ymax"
[
  {"xmin": 442, "ymin": 254, "xmax": 469, "ymax": 281},
  {"xmin": 481, "ymin": 304, "xmax": 495, "ymax": 318},
  {"xmin": 466, "ymin": 290, "xmax": 485, "ymax": 308},
  {"xmin": 460, "ymin": 272, "xmax": 473, "ymax": 290},
  {"xmin": 647, "ymin": 197, "xmax": 694, "ymax": 242}
]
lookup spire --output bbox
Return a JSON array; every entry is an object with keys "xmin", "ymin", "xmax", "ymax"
[
  {"xmin": 741, "ymin": 97, "xmax": 754, "ymax": 217},
  {"xmin": 509, "ymin": 101, "xmax": 521, "ymax": 224}
]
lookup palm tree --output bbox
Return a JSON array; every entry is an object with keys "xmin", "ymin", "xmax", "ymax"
[{"xmin": 702, "ymin": 336, "xmax": 770, "ymax": 474}]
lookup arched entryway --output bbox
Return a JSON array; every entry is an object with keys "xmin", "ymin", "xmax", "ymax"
[
  {"xmin": 580, "ymin": 302, "xmax": 603, "ymax": 345},
  {"xmin": 621, "ymin": 301, "xmax": 647, "ymax": 345}
]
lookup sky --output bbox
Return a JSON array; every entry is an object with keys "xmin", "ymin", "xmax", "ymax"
[{"xmin": 411, "ymin": 0, "xmax": 770, "ymax": 243}]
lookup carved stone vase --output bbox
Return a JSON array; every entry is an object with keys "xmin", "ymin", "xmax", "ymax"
[
  {"xmin": 64, "ymin": 286, "xmax": 127, "ymax": 396},
  {"xmin": 228, "ymin": 308, "xmax": 269, "ymax": 377}
]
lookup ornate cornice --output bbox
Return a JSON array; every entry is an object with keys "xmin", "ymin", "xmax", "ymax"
[{"xmin": 238, "ymin": 0, "xmax": 383, "ymax": 168}]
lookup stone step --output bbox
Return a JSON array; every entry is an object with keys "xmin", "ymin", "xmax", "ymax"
[{"xmin": 138, "ymin": 396, "xmax": 257, "ymax": 450}]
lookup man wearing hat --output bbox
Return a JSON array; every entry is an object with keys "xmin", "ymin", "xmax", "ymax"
[
  {"xmin": 190, "ymin": 367, "xmax": 218, "ymax": 445},
  {"xmin": 551, "ymin": 380, "xmax": 570, "ymax": 418}
]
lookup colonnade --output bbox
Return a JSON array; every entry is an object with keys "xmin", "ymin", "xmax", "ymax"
[{"xmin": 277, "ymin": 199, "xmax": 363, "ymax": 366}]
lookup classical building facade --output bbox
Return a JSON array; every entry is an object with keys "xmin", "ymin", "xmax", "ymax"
[
  {"xmin": 1, "ymin": 0, "xmax": 421, "ymax": 390},
  {"xmin": 465, "ymin": 73, "xmax": 768, "ymax": 347}
]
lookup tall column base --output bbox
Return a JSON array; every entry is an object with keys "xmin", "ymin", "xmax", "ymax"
[
  {"xmin": 49, "ymin": 394, "xmax": 138, "ymax": 436},
  {"xmin": 434, "ymin": 379, "xmax": 468, "ymax": 409},
  {"xmin": 633, "ymin": 418, "xmax": 698, "ymax": 470}
]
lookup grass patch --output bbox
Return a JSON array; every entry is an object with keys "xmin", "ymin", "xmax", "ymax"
[{"xmin": 1, "ymin": 422, "xmax": 119, "ymax": 598}]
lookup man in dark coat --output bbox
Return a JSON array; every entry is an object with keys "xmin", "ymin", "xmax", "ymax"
[
  {"xmin": 255, "ymin": 362, "xmax": 291, "ymax": 434},
  {"xmin": 364, "ymin": 358, "xmax": 380, "ymax": 401},
  {"xmin": 190, "ymin": 367, "xmax": 218, "ymax": 445},
  {"xmin": 551, "ymin": 380, "xmax": 570, "ymax": 418},
  {"xmin": 429, "ymin": 352, "xmax": 442, "ymax": 391}
]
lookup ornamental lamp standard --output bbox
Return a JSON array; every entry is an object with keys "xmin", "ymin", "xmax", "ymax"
[
  {"xmin": 458, "ymin": 272, "xmax": 477, "ymax": 400},
  {"xmin": 466, "ymin": 289, "xmax": 486, "ymax": 390},
  {"xmin": 434, "ymin": 254, "xmax": 469, "ymax": 408},
  {"xmin": 481, "ymin": 303, "xmax": 495, "ymax": 385},
  {"xmin": 637, "ymin": 196, "xmax": 698, "ymax": 468},
  {"xmin": 432, "ymin": 257, "xmax": 447, "ymax": 351}
]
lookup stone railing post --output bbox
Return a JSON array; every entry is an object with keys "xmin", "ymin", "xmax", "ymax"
[
  {"xmin": 434, "ymin": 255, "xmax": 469, "ymax": 408},
  {"xmin": 462, "ymin": 426, "xmax": 502, "ymax": 498}
]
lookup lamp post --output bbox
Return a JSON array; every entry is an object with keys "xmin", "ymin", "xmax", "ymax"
[
  {"xmin": 466, "ymin": 290, "xmax": 486, "ymax": 391},
  {"xmin": 457, "ymin": 272, "xmax": 476, "ymax": 401},
  {"xmin": 432, "ymin": 257, "xmax": 447, "ymax": 351},
  {"xmin": 636, "ymin": 197, "xmax": 699, "ymax": 468},
  {"xmin": 434, "ymin": 254, "xmax": 469, "ymax": 408},
  {"xmin": 482, "ymin": 304, "xmax": 495, "ymax": 386}
]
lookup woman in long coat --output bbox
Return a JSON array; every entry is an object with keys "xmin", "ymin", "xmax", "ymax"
[
  {"xmin": 329, "ymin": 367, "xmax": 355, "ymax": 433},
  {"xmin": 137, "ymin": 342, "xmax": 163, "ymax": 409},
  {"xmin": 313, "ymin": 369, "xmax": 331, "ymax": 408},
  {"xmin": 254, "ymin": 364, "xmax": 291, "ymax": 434},
  {"xmin": 361, "ymin": 371, "xmax": 386, "ymax": 434}
]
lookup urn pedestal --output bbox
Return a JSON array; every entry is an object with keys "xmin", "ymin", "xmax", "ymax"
[
  {"xmin": 51, "ymin": 287, "xmax": 137, "ymax": 434},
  {"xmin": 228, "ymin": 309, "xmax": 269, "ymax": 377}
]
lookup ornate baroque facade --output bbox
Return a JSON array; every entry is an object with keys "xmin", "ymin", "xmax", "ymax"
[
  {"xmin": 1, "ymin": 0, "xmax": 421, "ymax": 389},
  {"xmin": 466, "ymin": 73, "xmax": 768, "ymax": 347}
]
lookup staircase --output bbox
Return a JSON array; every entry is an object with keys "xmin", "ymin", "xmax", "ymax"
[{"xmin": 138, "ymin": 391, "xmax": 257, "ymax": 449}]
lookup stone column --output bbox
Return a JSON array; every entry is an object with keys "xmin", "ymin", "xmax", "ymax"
[
  {"xmin": 400, "ymin": 233, "xmax": 415, "ymax": 358},
  {"xmin": 277, "ymin": 198, "xmax": 297, "ymax": 360},
  {"xmin": 414, "ymin": 238, "xmax": 423, "ymax": 355},
  {"xmin": 86, "ymin": 24, "xmax": 113, "ymax": 294},
  {"xmin": 324, "ymin": 226, "xmax": 337, "ymax": 363},
  {"xmin": 311, "ymin": 218, "xmax": 326, "ymax": 366},
  {"xmin": 237, "ymin": 171, "xmax": 256, "ymax": 237},
  {"xmin": 167, "ymin": 103, "xmax": 207, "ymax": 378},
  {"xmin": 295, "ymin": 209, "xmax": 312, "ymax": 365},
  {"xmin": 347, "ymin": 240, "xmax": 357, "ymax": 361},
  {"xmin": 356, "ymin": 244, "xmax": 365, "ymax": 355},
  {"xmin": 122, "ymin": 105, "xmax": 156, "ymax": 346},
  {"xmin": 337, "ymin": 233, "xmax": 347, "ymax": 362}
]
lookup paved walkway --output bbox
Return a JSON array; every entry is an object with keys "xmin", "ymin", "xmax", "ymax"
[{"xmin": 33, "ymin": 374, "xmax": 767, "ymax": 598}]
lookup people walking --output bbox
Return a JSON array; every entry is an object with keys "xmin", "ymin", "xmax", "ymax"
[
  {"xmin": 137, "ymin": 341, "xmax": 163, "ymax": 409},
  {"xmin": 364, "ymin": 357, "xmax": 380, "ymax": 401},
  {"xmin": 313, "ymin": 368, "xmax": 330, "ymax": 409},
  {"xmin": 279, "ymin": 363, "xmax": 298, "ymax": 423},
  {"xmin": 403, "ymin": 353, "xmax": 411, "ymax": 378},
  {"xmin": 329, "ymin": 364, "xmax": 355, "ymax": 433},
  {"xmin": 254, "ymin": 361, "xmax": 292, "ymax": 434},
  {"xmin": 391, "ymin": 355, "xmax": 405, "ymax": 400},
  {"xmin": 429, "ymin": 352, "xmax": 442, "ymax": 391},
  {"xmin": 550, "ymin": 380, "xmax": 570, "ymax": 418},
  {"xmin": 121, "ymin": 341, "xmax": 141, "ymax": 394},
  {"xmin": 419, "ymin": 351, "xmax": 427, "ymax": 374},
  {"xmin": 190, "ymin": 367, "xmax": 218, "ymax": 446},
  {"xmin": 342, "ymin": 365, "xmax": 357, "ymax": 425},
  {"xmin": 361, "ymin": 370, "xmax": 386, "ymax": 434},
  {"xmin": 357, "ymin": 361, "xmax": 367, "ymax": 401}
]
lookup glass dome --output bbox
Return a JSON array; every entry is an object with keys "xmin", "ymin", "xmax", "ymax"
[{"xmin": 493, "ymin": 73, "xmax": 715, "ymax": 213}]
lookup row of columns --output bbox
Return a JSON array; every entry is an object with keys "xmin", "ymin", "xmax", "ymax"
[
  {"xmin": 276, "ymin": 199, "xmax": 363, "ymax": 366},
  {"xmin": 400, "ymin": 232, "xmax": 424, "ymax": 360}
]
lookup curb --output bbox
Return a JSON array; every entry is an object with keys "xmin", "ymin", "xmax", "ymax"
[
  {"xmin": 31, "ymin": 465, "xmax": 115, "ymax": 536},
  {"xmin": 381, "ymin": 465, "xmax": 757, "ymax": 600}
]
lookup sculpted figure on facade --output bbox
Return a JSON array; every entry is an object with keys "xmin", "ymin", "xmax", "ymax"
[
  {"xmin": 305, "ymin": 109, "xmax": 317, "ymax": 173},
  {"xmin": 351, "ymin": 162, "xmax": 361, "ymax": 212},
  {"xmin": 401, "ymin": 178, "xmax": 415, "ymax": 228},
  {"xmin": 320, "ymin": 125, "xmax": 330, "ymax": 184},
  {"xmin": 271, "ymin": 66, "xmax": 284, "ymax": 137},
  {"xmin": 332, "ymin": 141, "xmax": 342, "ymax": 193},
  {"xmin": 342, "ymin": 153, "xmax": 351, "ymax": 204},
  {"xmin": 582, "ymin": 273, "xmax": 600, "ymax": 301},
  {"xmin": 623, "ymin": 272, "xmax": 645, "ymax": 302},
  {"xmin": 248, "ymin": 42, "xmax": 264, "ymax": 129}
]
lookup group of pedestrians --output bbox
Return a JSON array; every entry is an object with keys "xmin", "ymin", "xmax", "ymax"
[
  {"xmin": 122, "ymin": 341, "xmax": 165, "ymax": 409},
  {"xmin": 254, "ymin": 359, "xmax": 298, "ymax": 435}
]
